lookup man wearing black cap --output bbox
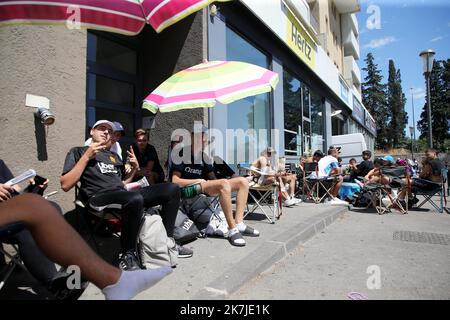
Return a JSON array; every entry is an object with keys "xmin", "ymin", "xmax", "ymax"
[{"xmin": 171, "ymin": 125, "xmax": 260, "ymax": 247}]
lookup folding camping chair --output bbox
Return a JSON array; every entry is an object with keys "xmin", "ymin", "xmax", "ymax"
[
  {"xmin": 237, "ymin": 163, "xmax": 280, "ymax": 224},
  {"xmin": 413, "ymin": 168, "xmax": 448, "ymax": 213},
  {"xmin": 366, "ymin": 166, "xmax": 410, "ymax": 215},
  {"xmin": 301, "ymin": 162, "xmax": 340, "ymax": 204},
  {"xmin": 74, "ymin": 185, "xmax": 123, "ymax": 252},
  {"xmin": 0, "ymin": 222, "xmax": 28, "ymax": 291}
]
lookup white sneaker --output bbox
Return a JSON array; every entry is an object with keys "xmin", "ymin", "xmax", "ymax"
[
  {"xmin": 293, "ymin": 197, "xmax": 302, "ymax": 204},
  {"xmin": 328, "ymin": 197, "xmax": 349, "ymax": 206},
  {"xmin": 283, "ymin": 198, "xmax": 296, "ymax": 207}
]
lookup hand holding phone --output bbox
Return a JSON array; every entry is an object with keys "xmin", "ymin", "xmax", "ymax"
[{"xmin": 25, "ymin": 175, "xmax": 48, "ymax": 195}]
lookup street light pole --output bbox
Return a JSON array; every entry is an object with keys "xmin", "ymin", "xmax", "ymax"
[
  {"xmin": 426, "ymin": 72, "xmax": 433, "ymax": 148},
  {"xmin": 410, "ymin": 88, "xmax": 416, "ymax": 155},
  {"xmin": 420, "ymin": 49, "xmax": 436, "ymax": 149},
  {"xmin": 409, "ymin": 126, "xmax": 414, "ymax": 160}
]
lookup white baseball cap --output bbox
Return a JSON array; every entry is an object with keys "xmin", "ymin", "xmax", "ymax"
[{"xmin": 93, "ymin": 120, "xmax": 114, "ymax": 130}]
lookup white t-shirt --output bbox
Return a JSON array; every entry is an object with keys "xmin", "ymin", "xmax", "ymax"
[
  {"xmin": 317, "ymin": 155, "xmax": 339, "ymax": 177},
  {"xmin": 84, "ymin": 138, "xmax": 123, "ymax": 161}
]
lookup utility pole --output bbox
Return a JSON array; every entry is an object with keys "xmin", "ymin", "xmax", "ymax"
[{"xmin": 410, "ymin": 88, "xmax": 416, "ymax": 156}]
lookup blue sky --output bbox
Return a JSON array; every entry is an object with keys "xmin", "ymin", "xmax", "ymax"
[{"xmin": 357, "ymin": 0, "xmax": 450, "ymax": 139}]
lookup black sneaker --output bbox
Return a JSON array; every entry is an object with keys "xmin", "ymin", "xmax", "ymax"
[
  {"xmin": 48, "ymin": 270, "xmax": 89, "ymax": 300},
  {"xmin": 176, "ymin": 244, "xmax": 193, "ymax": 258},
  {"xmin": 116, "ymin": 251, "xmax": 141, "ymax": 271}
]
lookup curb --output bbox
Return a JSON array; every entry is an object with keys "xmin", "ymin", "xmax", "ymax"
[{"xmin": 193, "ymin": 206, "xmax": 347, "ymax": 299}]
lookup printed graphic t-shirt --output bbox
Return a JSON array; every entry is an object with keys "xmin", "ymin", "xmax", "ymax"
[
  {"xmin": 62, "ymin": 146, "xmax": 125, "ymax": 199},
  {"xmin": 171, "ymin": 153, "xmax": 214, "ymax": 180},
  {"xmin": 317, "ymin": 155, "xmax": 339, "ymax": 178}
]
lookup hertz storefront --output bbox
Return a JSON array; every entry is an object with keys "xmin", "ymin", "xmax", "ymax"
[{"xmin": 208, "ymin": 0, "xmax": 375, "ymax": 166}]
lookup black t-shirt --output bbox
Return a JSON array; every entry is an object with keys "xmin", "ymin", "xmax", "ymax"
[
  {"xmin": 0, "ymin": 159, "xmax": 14, "ymax": 184},
  {"xmin": 171, "ymin": 153, "xmax": 214, "ymax": 180},
  {"xmin": 428, "ymin": 159, "xmax": 444, "ymax": 177},
  {"xmin": 62, "ymin": 147, "xmax": 125, "ymax": 199},
  {"xmin": 132, "ymin": 144, "xmax": 165, "ymax": 182},
  {"xmin": 357, "ymin": 160, "xmax": 374, "ymax": 177},
  {"xmin": 213, "ymin": 156, "xmax": 235, "ymax": 179}
]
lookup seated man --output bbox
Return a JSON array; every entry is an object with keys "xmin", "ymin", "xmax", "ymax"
[
  {"xmin": 356, "ymin": 150, "xmax": 374, "ymax": 179},
  {"xmin": 132, "ymin": 129, "xmax": 165, "ymax": 184},
  {"xmin": 416, "ymin": 148, "xmax": 444, "ymax": 185},
  {"xmin": 171, "ymin": 126, "xmax": 259, "ymax": 247},
  {"xmin": 60, "ymin": 120, "xmax": 191, "ymax": 270},
  {"xmin": 343, "ymin": 158, "xmax": 358, "ymax": 182},
  {"xmin": 250, "ymin": 147, "xmax": 301, "ymax": 207},
  {"xmin": 410, "ymin": 148, "xmax": 445, "ymax": 202},
  {"xmin": 316, "ymin": 147, "xmax": 348, "ymax": 206},
  {"xmin": 363, "ymin": 158, "xmax": 384, "ymax": 185}
]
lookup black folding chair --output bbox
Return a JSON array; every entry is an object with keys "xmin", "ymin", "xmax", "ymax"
[
  {"xmin": 0, "ymin": 222, "xmax": 27, "ymax": 291},
  {"xmin": 368, "ymin": 166, "xmax": 410, "ymax": 215},
  {"xmin": 413, "ymin": 168, "xmax": 448, "ymax": 213},
  {"xmin": 302, "ymin": 162, "xmax": 340, "ymax": 204},
  {"xmin": 74, "ymin": 185, "xmax": 124, "ymax": 252}
]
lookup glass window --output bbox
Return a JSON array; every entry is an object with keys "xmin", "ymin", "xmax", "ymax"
[
  {"xmin": 310, "ymin": 91, "xmax": 324, "ymax": 152},
  {"xmin": 88, "ymin": 33, "xmax": 137, "ymax": 75},
  {"xmin": 302, "ymin": 85, "xmax": 310, "ymax": 118},
  {"xmin": 303, "ymin": 120, "xmax": 311, "ymax": 154},
  {"xmin": 86, "ymin": 32, "xmax": 140, "ymax": 141},
  {"xmin": 283, "ymin": 70, "xmax": 302, "ymax": 155},
  {"xmin": 88, "ymin": 74, "xmax": 135, "ymax": 107},
  {"xmin": 225, "ymin": 26, "xmax": 270, "ymax": 164},
  {"xmin": 95, "ymin": 109, "xmax": 135, "ymax": 137}
]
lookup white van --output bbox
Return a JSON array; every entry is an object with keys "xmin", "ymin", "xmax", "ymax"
[{"xmin": 331, "ymin": 133, "xmax": 368, "ymax": 163}]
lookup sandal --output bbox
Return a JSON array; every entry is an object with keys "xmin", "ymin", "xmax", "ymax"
[
  {"xmin": 228, "ymin": 232, "xmax": 246, "ymax": 247},
  {"xmin": 240, "ymin": 225, "xmax": 260, "ymax": 237}
]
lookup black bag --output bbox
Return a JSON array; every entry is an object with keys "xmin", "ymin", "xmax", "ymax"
[
  {"xmin": 173, "ymin": 209, "xmax": 200, "ymax": 245},
  {"xmin": 353, "ymin": 192, "xmax": 372, "ymax": 208},
  {"xmin": 181, "ymin": 195, "xmax": 217, "ymax": 232}
]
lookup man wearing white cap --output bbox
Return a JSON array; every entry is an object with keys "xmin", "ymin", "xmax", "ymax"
[
  {"xmin": 60, "ymin": 120, "xmax": 185, "ymax": 270},
  {"xmin": 84, "ymin": 121, "xmax": 124, "ymax": 160}
]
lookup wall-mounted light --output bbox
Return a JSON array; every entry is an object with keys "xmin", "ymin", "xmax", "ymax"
[
  {"xmin": 331, "ymin": 110, "xmax": 342, "ymax": 117},
  {"xmin": 210, "ymin": 4, "xmax": 218, "ymax": 17},
  {"xmin": 26, "ymin": 94, "xmax": 55, "ymax": 126},
  {"xmin": 34, "ymin": 107, "xmax": 56, "ymax": 126}
]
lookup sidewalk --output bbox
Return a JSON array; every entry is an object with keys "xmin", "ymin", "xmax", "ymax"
[{"xmin": 80, "ymin": 202, "xmax": 347, "ymax": 300}]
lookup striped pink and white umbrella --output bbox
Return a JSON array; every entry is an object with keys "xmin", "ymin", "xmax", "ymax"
[
  {"xmin": 142, "ymin": 60, "xmax": 279, "ymax": 113},
  {"xmin": 0, "ymin": 0, "xmax": 231, "ymax": 35}
]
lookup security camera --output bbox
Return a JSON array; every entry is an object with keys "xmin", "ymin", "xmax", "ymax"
[{"xmin": 35, "ymin": 107, "xmax": 55, "ymax": 126}]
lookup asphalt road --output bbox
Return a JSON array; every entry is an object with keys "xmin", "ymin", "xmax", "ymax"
[{"xmin": 230, "ymin": 204, "xmax": 450, "ymax": 300}]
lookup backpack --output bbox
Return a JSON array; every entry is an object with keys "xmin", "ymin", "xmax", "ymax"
[
  {"xmin": 352, "ymin": 191, "xmax": 373, "ymax": 208},
  {"xmin": 173, "ymin": 209, "xmax": 201, "ymax": 245},
  {"xmin": 181, "ymin": 195, "xmax": 229, "ymax": 238},
  {"xmin": 138, "ymin": 209, "xmax": 178, "ymax": 269}
]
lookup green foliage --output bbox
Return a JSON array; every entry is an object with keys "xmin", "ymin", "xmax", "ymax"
[
  {"xmin": 417, "ymin": 59, "xmax": 450, "ymax": 152},
  {"xmin": 362, "ymin": 53, "xmax": 389, "ymax": 149},
  {"xmin": 387, "ymin": 60, "xmax": 408, "ymax": 147}
]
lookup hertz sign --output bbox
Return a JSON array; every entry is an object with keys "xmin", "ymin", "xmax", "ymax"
[{"xmin": 286, "ymin": 10, "xmax": 315, "ymax": 70}]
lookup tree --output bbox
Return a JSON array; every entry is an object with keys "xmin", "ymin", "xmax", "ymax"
[
  {"xmin": 386, "ymin": 60, "xmax": 408, "ymax": 148},
  {"xmin": 417, "ymin": 59, "xmax": 450, "ymax": 151},
  {"xmin": 362, "ymin": 53, "xmax": 389, "ymax": 149}
]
